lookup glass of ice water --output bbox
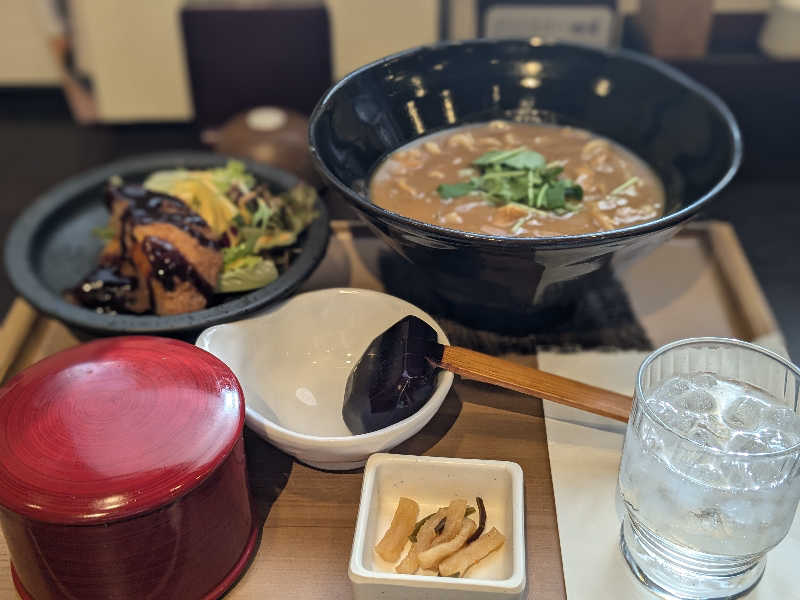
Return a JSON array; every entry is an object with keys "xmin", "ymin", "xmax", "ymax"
[{"xmin": 618, "ymin": 337, "xmax": 800, "ymax": 599}]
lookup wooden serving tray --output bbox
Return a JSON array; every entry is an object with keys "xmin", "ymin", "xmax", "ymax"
[{"xmin": 0, "ymin": 220, "xmax": 781, "ymax": 600}]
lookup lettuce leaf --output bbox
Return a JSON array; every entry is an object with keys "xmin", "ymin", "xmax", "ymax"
[
  {"xmin": 280, "ymin": 183, "xmax": 318, "ymax": 234},
  {"xmin": 218, "ymin": 256, "xmax": 278, "ymax": 293},
  {"xmin": 210, "ymin": 160, "xmax": 255, "ymax": 194}
]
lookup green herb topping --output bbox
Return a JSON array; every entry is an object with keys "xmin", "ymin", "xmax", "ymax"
[{"xmin": 436, "ymin": 147, "xmax": 583, "ymax": 213}]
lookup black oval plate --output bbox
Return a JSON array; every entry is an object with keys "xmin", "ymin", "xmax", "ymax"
[{"xmin": 4, "ymin": 151, "xmax": 330, "ymax": 337}]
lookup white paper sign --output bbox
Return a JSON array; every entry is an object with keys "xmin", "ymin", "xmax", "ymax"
[{"xmin": 484, "ymin": 5, "xmax": 615, "ymax": 47}]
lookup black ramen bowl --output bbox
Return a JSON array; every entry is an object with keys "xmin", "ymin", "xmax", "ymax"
[
  {"xmin": 4, "ymin": 152, "xmax": 329, "ymax": 338},
  {"xmin": 309, "ymin": 40, "xmax": 741, "ymax": 332}
]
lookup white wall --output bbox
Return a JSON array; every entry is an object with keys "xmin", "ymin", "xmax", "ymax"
[
  {"xmin": 0, "ymin": 0, "xmax": 772, "ymax": 120},
  {"xmin": 0, "ymin": 0, "xmax": 60, "ymax": 85},
  {"xmin": 68, "ymin": 0, "xmax": 193, "ymax": 122},
  {"xmin": 325, "ymin": 0, "xmax": 440, "ymax": 79}
]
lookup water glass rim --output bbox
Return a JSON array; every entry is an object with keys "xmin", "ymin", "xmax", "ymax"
[{"xmin": 635, "ymin": 337, "xmax": 800, "ymax": 458}]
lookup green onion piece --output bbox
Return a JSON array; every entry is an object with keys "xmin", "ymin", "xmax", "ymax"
[
  {"xmin": 535, "ymin": 184, "xmax": 549, "ymax": 209},
  {"xmin": 527, "ymin": 169, "xmax": 535, "ymax": 206},
  {"xmin": 511, "ymin": 215, "xmax": 530, "ymax": 234},
  {"xmin": 608, "ymin": 176, "xmax": 641, "ymax": 197}
]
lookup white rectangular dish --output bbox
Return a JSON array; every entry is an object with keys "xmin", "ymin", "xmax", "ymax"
[{"xmin": 349, "ymin": 453, "xmax": 526, "ymax": 600}]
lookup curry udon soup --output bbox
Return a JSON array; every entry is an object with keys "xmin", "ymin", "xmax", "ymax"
[{"xmin": 369, "ymin": 121, "xmax": 665, "ymax": 237}]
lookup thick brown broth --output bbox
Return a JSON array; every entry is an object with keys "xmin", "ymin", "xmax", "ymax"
[{"xmin": 369, "ymin": 121, "xmax": 665, "ymax": 237}]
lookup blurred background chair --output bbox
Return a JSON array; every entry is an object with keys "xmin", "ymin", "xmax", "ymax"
[{"xmin": 180, "ymin": 3, "xmax": 332, "ymax": 127}]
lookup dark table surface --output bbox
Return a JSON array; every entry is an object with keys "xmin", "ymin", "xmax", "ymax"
[{"xmin": 1, "ymin": 89, "xmax": 798, "ymax": 360}]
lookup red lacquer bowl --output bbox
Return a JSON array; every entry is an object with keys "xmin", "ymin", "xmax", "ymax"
[{"xmin": 0, "ymin": 337, "xmax": 258, "ymax": 600}]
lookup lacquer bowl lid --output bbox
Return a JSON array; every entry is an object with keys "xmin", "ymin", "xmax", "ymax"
[{"xmin": 0, "ymin": 336, "xmax": 244, "ymax": 525}]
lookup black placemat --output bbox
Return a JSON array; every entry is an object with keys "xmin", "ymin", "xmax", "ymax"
[{"xmin": 377, "ymin": 250, "xmax": 652, "ymax": 356}]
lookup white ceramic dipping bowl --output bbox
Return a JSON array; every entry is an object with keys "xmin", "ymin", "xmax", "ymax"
[{"xmin": 196, "ymin": 288, "xmax": 454, "ymax": 470}]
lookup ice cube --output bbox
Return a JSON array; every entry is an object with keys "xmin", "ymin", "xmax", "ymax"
[
  {"xmin": 643, "ymin": 435, "xmax": 665, "ymax": 456},
  {"xmin": 677, "ymin": 389, "xmax": 716, "ymax": 414},
  {"xmin": 651, "ymin": 376, "xmax": 693, "ymax": 402},
  {"xmin": 688, "ymin": 420, "xmax": 727, "ymax": 451},
  {"xmin": 765, "ymin": 407, "xmax": 800, "ymax": 437},
  {"xmin": 728, "ymin": 433, "xmax": 771, "ymax": 454},
  {"xmin": 689, "ymin": 457, "xmax": 725, "ymax": 486},
  {"xmin": 639, "ymin": 421, "xmax": 665, "ymax": 454},
  {"xmin": 688, "ymin": 372, "xmax": 718, "ymax": 389},
  {"xmin": 702, "ymin": 416, "xmax": 732, "ymax": 444},
  {"xmin": 756, "ymin": 427, "xmax": 799, "ymax": 452},
  {"xmin": 647, "ymin": 398, "xmax": 681, "ymax": 426},
  {"xmin": 745, "ymin": 459, "xmax": 784, "ymax": 488},
  {"xmin": 721, "ymin": 396, "xmax": 765, "ymax": 432},
  {"xmin": 718, "ymin": 460, "xmax": 752, "ymax": 489}
]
